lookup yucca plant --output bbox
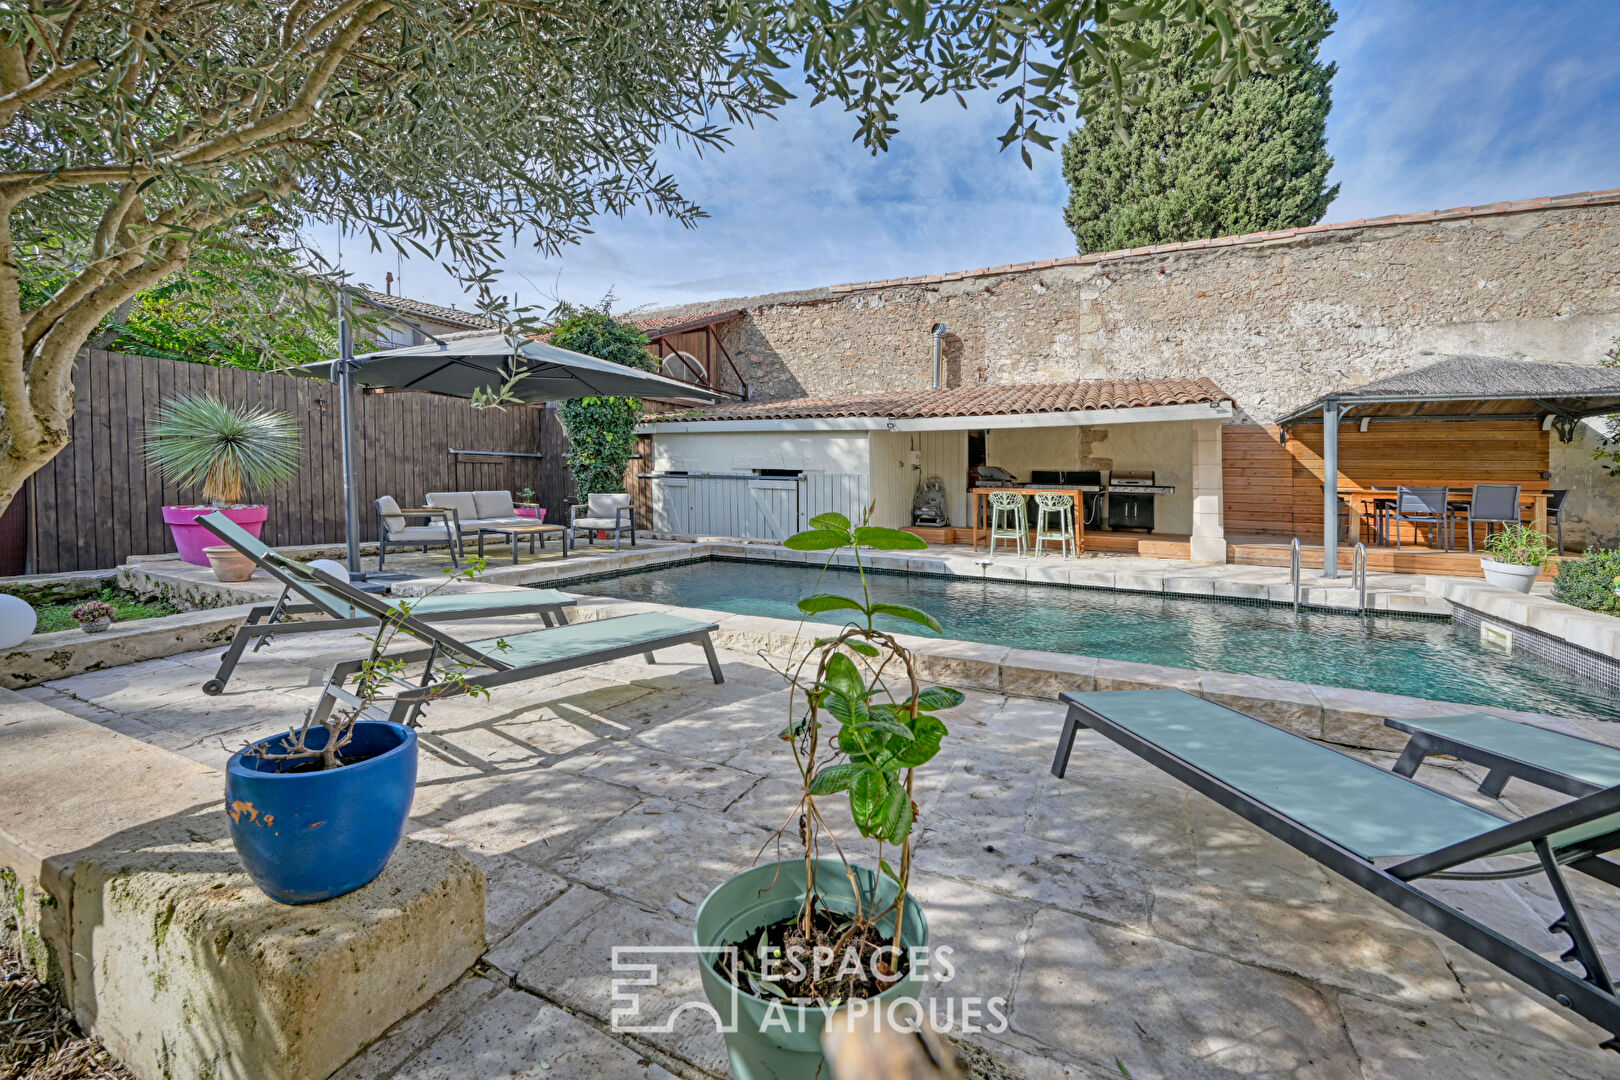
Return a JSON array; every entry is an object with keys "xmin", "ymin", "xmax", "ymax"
[{"xmin": 145, "ymin": 394, "xmax": 301, "ymax": 506}]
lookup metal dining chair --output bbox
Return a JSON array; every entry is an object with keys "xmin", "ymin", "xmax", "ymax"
[
  {"xmin": 1390, "ymin": 487, "xmax": 1453, "ymax": 550},
  {"xmin": 1545, "ymin": 489, "xmax": 1569, "ymax": 554},
  {"xmin": 1460, "ymin": 483, "xmax": 1521, "ymax": 552}
]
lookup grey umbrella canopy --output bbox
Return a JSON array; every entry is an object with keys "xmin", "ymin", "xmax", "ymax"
[
  {"xmin": 297, "ymin": 329, "xmax": 719, "ymax": 577},
  {"xmin": 299, "ymin": 333, "xmax": 721, "ymax": 404}
]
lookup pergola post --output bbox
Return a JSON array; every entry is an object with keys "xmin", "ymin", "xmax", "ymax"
[{"xmin": 1321, "ymin": 396, "xmax": 1340, "ymax": 580}]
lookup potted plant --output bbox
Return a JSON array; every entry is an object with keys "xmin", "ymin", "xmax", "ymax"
[
  {"xmin": 145, "ymin": 393, "xmax": 300, "ymax": 569},
  {"xmin": 72, "ymin": 599, "xmax": 116, "ymax": 633},
  {"xmin": 693, "ymin": 513, "xmax": 959, "ymax": 1079},
  {"xmin": 514, "ymin": 486, "xmax": 544, "ymax": 521},
  {"xmin": 225, "ymin": 559, "xmax": 497, "ymax": 904},
  {"xmin": 1480, "ymin": 524, "xmax": 1554, "ymax": 593}
]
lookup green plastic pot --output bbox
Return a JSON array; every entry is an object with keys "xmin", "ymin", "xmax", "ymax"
[{"xmin": 693, "ymin": 858, "xmax": 929, "ymax": 1080}]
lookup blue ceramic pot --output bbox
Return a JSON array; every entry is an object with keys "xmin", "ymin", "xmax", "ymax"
[{"xmin": 225, "ymin": 721, "xmax": 417, "ymax": 904}]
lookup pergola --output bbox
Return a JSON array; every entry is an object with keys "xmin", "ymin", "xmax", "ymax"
[{"xmin": 1276, "ymin": 356, "xmax": 1620, "ymax": 577}]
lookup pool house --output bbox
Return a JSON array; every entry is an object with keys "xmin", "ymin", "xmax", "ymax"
[{"xmin": 634, "ymin": 377, "xmax": 1235, "ymax": 562}]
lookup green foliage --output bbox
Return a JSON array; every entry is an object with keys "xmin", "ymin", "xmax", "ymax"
[
  {"xmin": 145, "ymin": 394, "xmax": 301, "ymax": 506},
  {"xmin": 546, "ymin": 304, "xmax": 660, "ymax": 499},
  {"xmin": 776, "ymin": 509, "xmax": 962, "ymax": 948},
  {"xmin": 1552, "ymin": 549, "xmax": 1620, "ymax": 616},
  {"xmin": 1061, "ymin": 0, "xmax": 1338, "ymax": 253},
  {"xmin": 1593, "ymin": 340, "xmax": 1620, "ymax": 477},
  {"xmin": 1481, "ymin": 524, "xmax": 1554, "ymax": 568},
  {"xmin": 33, "ymin": 587, "xmax": 178, "ymax": 633}
]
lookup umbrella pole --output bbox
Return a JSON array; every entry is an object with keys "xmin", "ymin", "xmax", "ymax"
[{"xmin": 338, "ymin": 297, "xmax": 362, "ymax": 576}]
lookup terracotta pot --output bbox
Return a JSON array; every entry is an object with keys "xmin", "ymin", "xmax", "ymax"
[{"xmin": 204, "ymin": 545, "xmax": 257, "ymax": 582}]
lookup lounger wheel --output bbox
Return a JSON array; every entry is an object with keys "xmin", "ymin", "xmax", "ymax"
[{"xmin": 202, "ymin": 679, "xmax": 225, "ymax": 696}]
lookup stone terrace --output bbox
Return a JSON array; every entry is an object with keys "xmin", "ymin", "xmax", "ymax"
[{"xmin": 16, "ymin": 590, "xmax": 1620, "ymax": 1080}]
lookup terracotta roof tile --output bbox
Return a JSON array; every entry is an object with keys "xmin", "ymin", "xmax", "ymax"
[
  {"xmin": 631, "ymin": 309, "xmax": 745, "ymax": 336},
  {"xmin": 644, "ymin": 378, "xmax": 1231, "ymax": 424},
  {"xmin": 357, "ymin": 289, "xmax": 499, "ymax": 330}
]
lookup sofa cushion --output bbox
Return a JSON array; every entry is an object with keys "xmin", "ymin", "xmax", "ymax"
[
  {"xmin": 572, "ymin": 518, "xmax": 626, "ymax": 530},
  {"xmin": 586, "ymin": 493, "xmax": 630, "ymax": 518},
  {"xmin": 473, "ymin": 490, "xmax": 517, "ymax": 519},
  {"xmin": 376, "ymin": 496, "xmax": 406, "ymax": 537},
  {"xmin": 426, "ymin": 492, "xmax": 478, "ymax": 527}
]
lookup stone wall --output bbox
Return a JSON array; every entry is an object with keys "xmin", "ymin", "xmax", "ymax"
[{"xmin": 684, "ymin": 202, "xmax": 1620, "ymax": 546}]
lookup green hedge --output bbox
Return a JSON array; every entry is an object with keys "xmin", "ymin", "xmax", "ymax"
[{"xmin": 1552, "ymin": 548, "xmax": 1620, "ymax": 616}]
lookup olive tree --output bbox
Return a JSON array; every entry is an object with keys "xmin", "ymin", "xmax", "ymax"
[{"xmin": 0, "ymin": 0, "xmax": 1302, "ymax": 513}]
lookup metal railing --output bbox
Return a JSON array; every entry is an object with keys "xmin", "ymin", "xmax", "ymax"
[
  {"xmin": 1353, "ymin": 542, "xmax": 1368, "ymax": 614},
  {"xmin": 1291, "ymin": 537, "xmax": 1302, "ymax": 613}
]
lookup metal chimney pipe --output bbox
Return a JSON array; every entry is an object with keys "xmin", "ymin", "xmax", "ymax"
[{"xmin": 930, "ymin": 323, "xmax": 947, "ymax": 389}]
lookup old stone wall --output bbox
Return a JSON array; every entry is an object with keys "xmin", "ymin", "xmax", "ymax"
[{"xmin": 701, "ymin": 203, "xmax": 1620, "ymax": 545}]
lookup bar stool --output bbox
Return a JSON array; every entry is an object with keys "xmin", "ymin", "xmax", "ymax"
[
  {"xmin": 987, "ymin": 490, "xmax": 1028, "ymax": 556},
  {"xmin": 1033, "ymin": 492, "xmax": 1076, "ymax": 557}
]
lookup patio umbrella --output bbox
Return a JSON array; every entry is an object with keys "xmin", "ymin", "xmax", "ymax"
[{"xmin": 298, "ymin": 316, "xmax": 718, "ymax": 577}]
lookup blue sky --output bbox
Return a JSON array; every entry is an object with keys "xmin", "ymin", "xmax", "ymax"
[{"xmin": 313, "ymin": 1, "xmax": 1620, "ymax": 316}]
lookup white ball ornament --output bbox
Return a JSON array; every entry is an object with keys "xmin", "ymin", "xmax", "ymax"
[
  {"xmin": 0, "ymin": 593, "xmax": 38, "ymax": 648},
  {"xmin": 308, "ymin": 559, "xmax": 351, "ymax": 582}
]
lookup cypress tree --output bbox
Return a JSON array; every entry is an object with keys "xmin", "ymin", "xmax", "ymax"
[{"xmin": 1061, "ymin": 0, "xmax": 1339, "ymax": 254}]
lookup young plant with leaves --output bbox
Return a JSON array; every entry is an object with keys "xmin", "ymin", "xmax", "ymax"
[
  {"xmin": 736, "ymin": 511, "xmax": 961, "ymax": 1002},
  {"xmin": 248, "ymin": 557, "xmax": 507, "ymax": 771}
]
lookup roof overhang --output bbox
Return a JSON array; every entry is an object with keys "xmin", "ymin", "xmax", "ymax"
[{"xmin": 638, "ymin": 400, "xmax": 1232, "ymax": 435}]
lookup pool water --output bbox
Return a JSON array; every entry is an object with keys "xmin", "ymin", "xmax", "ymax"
[{"xmin": 574, "ymin": 558, "xmax": 1619, "ymax": 725}]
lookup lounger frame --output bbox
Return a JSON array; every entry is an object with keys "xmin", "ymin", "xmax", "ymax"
[
  {"xmin": 265, "ymin": 554, "xmax": 723, "ymax": 728},
  {"xmin": 1386, "ymin": 716, "xmax": 1606, "ymax": 798},
  {"xmin": 1054, "ymin": 693, "xmax": 1620, "ymax": 1050},
  {"xmin": 197, "ymin": 514, "xmax": 573, "ymax": 695}
]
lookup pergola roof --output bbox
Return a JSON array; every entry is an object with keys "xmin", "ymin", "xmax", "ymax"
[{"xmin": 1277, "ymin": 355, "xmax": 1620, "ymax": 435}]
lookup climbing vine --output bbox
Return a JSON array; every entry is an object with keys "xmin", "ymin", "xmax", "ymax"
[{"xmin": 547, "ymin": 304, "xmax": 660, "ymax": 499}]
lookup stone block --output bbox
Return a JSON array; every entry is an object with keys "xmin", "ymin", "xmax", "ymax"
[
  {"xmin": 999, "ymin": 649, "xmax": 1098, "ymax": 700},
  {"xmin": 1093, "ymin": 659, "xmax": 1203, "ymax": 693},
  {"xmin": 72, "ymin": 833, "xmax": 485, "ymax": 1080},
  {"xmin": 1, "ymin": 605, "xmax": 254, "ymax": 689},
  {"xmin": 1162, "ymin": 574, "xmax": 1216, "ymax": 596},
  {"xmin": 1112, "ymin": 570, "xmax": 1165, "ymax": 592},
  {"xmin": 1196, "ymin": 672, "xmax": 1325, "ymax": 738},
  {"xmin": 912, "ymin": 640, "xmax": 1009, "ymax": 691},
  {"xmin": 1312, "ymin": 685, "xmax": 1445, "ymax": 751}
]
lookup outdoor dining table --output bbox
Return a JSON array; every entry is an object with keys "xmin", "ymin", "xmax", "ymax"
[
  {"xmin": 1338, "ymin": 486, "xmax": 1553, "ymax": 547},
  {"xmin": 968, "ymin": 486, "xmax": 1088, "ymax": 556}
]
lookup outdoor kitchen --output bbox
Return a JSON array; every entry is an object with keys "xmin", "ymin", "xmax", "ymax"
[{"xmin": 633, "ymin": 378, "xmax": 1233, "ymax": 563}]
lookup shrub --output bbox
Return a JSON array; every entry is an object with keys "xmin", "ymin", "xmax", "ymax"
[
  {"xmin": 1482, "ymin": 524, "xmax": 1553, "ymax": 568},
  {"xmin": 1552, "ymin": 548, "xmax": 1620, "ymax": 616}
]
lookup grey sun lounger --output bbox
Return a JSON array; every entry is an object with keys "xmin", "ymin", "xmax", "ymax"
[
  {"xmin": 1052, "ymin": 688, "xmax": 1620, "ymax": 1051},
  {"xmin": 1387, "ymin": 713, "xmax": 1620, "ymax": 799},
  {"xmin": 195, "ymin": 510, "xmax": 575, "ymax": 695},
  {"xmin": 263, "ymin": 553, "xmax": 722, "ymax": 727}
]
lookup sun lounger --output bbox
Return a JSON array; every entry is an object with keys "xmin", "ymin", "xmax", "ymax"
[
  {"xmin": 195, "ymin": 511, "xmax": 575, "ymax": 694},
  {"xmin": 1387, "ymin": 713, "xmax": 1620, "ymax": 799},
  {"xmin": 1052, "ymin": 688, "xmax": 1620, "ymax": 1050},
  {"xmin": 262, "ymin": 552, "xmax": 723, "ymax": 727}
]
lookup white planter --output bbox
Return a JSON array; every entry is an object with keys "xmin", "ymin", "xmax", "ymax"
[{"xmin": 1480, "ymin": 558, "xmax": 1540, "ymax": 593}]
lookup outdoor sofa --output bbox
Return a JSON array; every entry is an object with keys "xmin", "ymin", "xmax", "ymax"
[
  {"xmin": 195, "ymin": 510, "xmax": 576, "ymax": 694},
  {"xmin": 1051, "ymin": 688, "xmax": 1620, "ymax": 1052},
  {"xmin": 264, "ymin": 552, "xmax": 722, "ymax": 728}
]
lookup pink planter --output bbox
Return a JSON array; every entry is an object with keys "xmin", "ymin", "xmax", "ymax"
[
  {"xmin": 163, "ymin": 504, "xmax": 268, "ymax": 566},
  {"xmin": 515, "ymin": 507, "xmax": 546, "ymax": 521}
]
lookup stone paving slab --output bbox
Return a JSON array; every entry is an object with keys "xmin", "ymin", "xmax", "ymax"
[{"xmin": 32, "ymin": 633, "xmax": 1620, "ymax": 1080}]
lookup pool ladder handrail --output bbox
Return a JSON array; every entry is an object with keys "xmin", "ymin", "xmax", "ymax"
[
  {"xmin": 1290, "ymin": 537, "xmax": 1301, "ymax": 613},
  {"xmin": 1353, "ymin": 542, "xmax": 1368, "ymax": 614}
]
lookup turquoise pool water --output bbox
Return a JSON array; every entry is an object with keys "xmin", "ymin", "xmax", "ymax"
[{"xmin": 572, "ymin": 559, "xmax": 1619, "ymax": 724}]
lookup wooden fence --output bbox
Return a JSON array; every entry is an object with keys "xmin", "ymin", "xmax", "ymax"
[{"xmin": 9, "ymin": 349, "xmax": 573, "ymax": 574}]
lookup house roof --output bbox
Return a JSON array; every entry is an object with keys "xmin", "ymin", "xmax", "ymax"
[
  {"xmin": 827, "ymin": 188, "xmax": 1620, "ymax": 295},
  {"xmin": 644, "ymin": 378, "xmax": 1231, "ymax": 425},
  {"xmin": 1276, "ymin": 356, "xmax": 1620, "ymax": 426},
  {"xmin": 357, "ymin": 288, "xmax": 499, "ymax": 330},
  {"xmin": 633, "ymin": 309, "xmax": 745, "ymax": 337}
]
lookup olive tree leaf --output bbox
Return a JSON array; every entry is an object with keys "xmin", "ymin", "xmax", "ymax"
[{"xmin": 868, "ymin": 602, "xmax": 944, "ymax": 634}]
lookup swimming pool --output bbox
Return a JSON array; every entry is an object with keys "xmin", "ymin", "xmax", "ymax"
[{"xmin": 572, "ymin": 558, "xmax": 1619, "ymax": 724}]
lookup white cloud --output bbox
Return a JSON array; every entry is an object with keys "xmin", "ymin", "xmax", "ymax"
[{"xmin": 311, "ymin": 2, "xmax": 1620, "ymax": 315}]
